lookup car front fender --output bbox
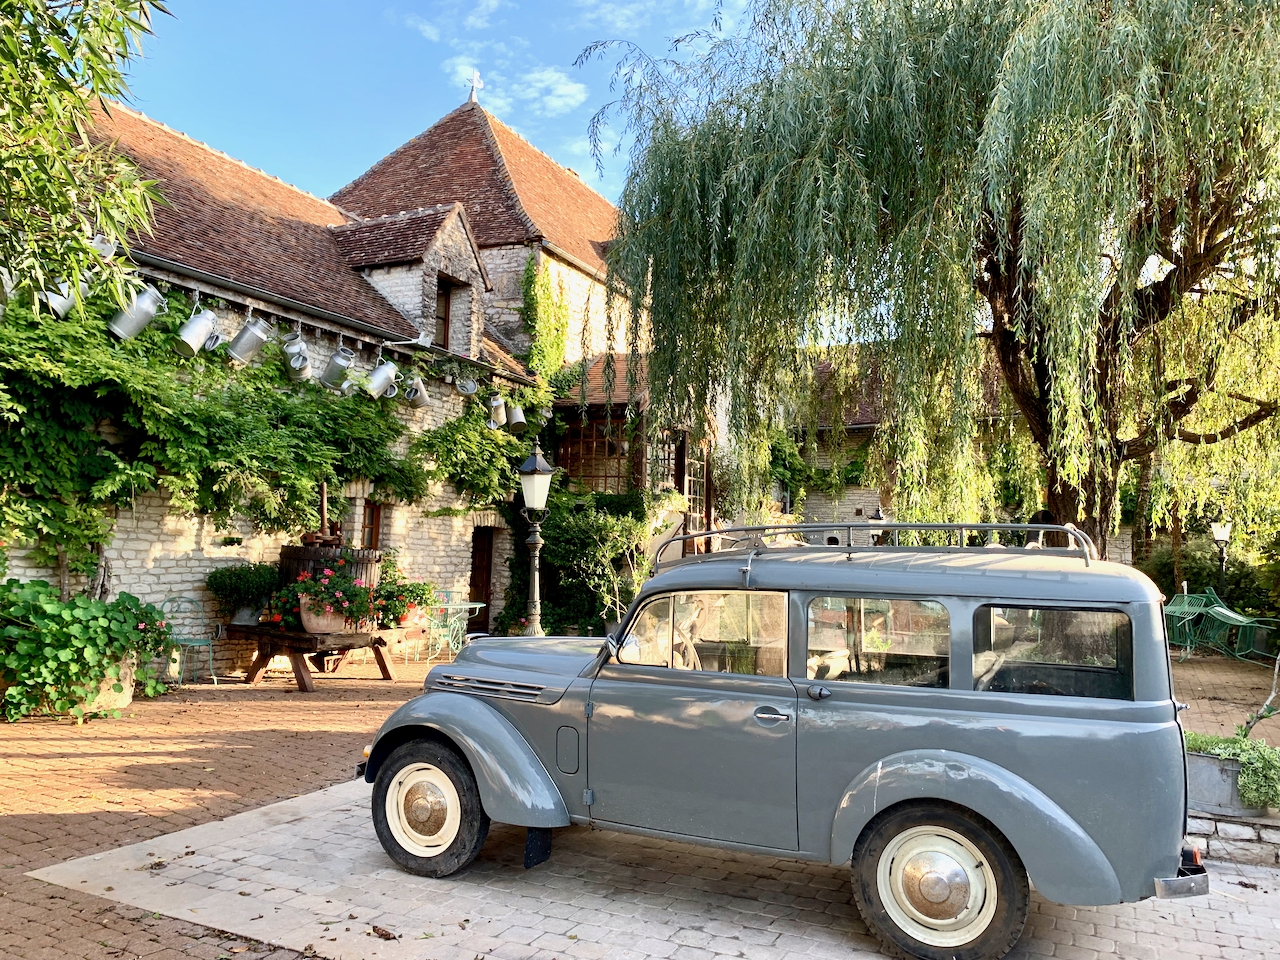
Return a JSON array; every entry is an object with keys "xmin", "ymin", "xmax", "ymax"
[
  {"xmin": 829, "ymin": 749, "xmax": 1122, "ymax": 906},
  {"xmin": 366, "ymin": 692, "xmax": 570, "ymax": 829}
]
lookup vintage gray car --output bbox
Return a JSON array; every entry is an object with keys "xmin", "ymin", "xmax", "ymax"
[{"xmin": 361, "ymin": 523, "xmax": 1207, "ymax": 960}]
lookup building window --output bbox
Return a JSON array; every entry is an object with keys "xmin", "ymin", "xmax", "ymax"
[
  {"xmin": 557, "ymin": 417, "xmax": 637, "ymax": 493},
  {"xmin": 433, "ymin": 279, "xmax": 452, "ymax": 349},
  {"xmin": 360, "ymin": 501, "xmax": 383, "ymax": 550}
]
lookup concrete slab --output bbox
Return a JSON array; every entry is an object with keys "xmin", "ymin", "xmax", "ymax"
[{"xmin": 27, "ymin": 779, "xmax": 1280, "ymax": 960}]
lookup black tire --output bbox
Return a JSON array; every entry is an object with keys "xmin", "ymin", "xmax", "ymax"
[
  {"xmin": 851, "ymin": 801, "xmax": 1029, "ymax": 960},
  {"xmin": 372, "ymin": 740, "xmax": 490, "ymax": 877}
]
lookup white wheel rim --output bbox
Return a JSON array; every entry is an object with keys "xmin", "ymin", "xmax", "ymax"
[
  {"xmin": 384, "ymin": 762, "xmax": 462, "ymax": 858},
  {"xmin": 876, "ymin": 825, "xmax": 998, "ymax": 948}
]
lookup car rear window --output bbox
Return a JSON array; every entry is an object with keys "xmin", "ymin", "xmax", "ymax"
[
  {"xmin": 972, "ymin": 605, "xmax": 1133, "ymax": 700},
  {"xmin": 805, "ymin": 597, "xmax": 949, "ymax": 688}
]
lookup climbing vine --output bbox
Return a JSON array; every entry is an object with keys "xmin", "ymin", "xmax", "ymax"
[
  {"xmin": 521, "ymin": 254, "xmax": 569, "ymax": 379},
  {"xmin": 0, "ymin": 288, "xmax": 433, "ymax": 587}
]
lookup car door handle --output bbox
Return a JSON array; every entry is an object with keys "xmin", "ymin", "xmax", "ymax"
[
  {"xmin": 807, "ymin": 684, "xmax": 832, "ymax": 700},
  {"xmin": 753, "ymin": 705, "xmax": 791, "ymax": 723}
]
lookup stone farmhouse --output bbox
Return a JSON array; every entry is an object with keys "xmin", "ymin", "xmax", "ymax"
[{"xmin": 10, "ymin": 98, "xmax": 692, "ymax": 675}]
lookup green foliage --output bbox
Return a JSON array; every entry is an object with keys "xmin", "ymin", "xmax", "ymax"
[
  {"xmin": 521, "ymin": 255, "xmax": 569, "ymax": 379},
  {"xmin": 595, "ymin": 0, "xmax": 1280, "ymax": 554},
  {"xmin": 414, "ymin": 400, "xmax": 528, "ymax": 505},
  {"xmin": 1185, "ymin": 730, "xmax": 1280, "ymax": 809},
  {"xmin": 0, "ymin": 579, "xmax": 172, "ymax": 721},
  {"xmin": 494, "ymin": 485, "xmax": 681, "ymax": 636},
  {"xmin": 1136, "ymin": 540, "xmax": 1276, "ymax": 617},
  {"xmin": 0, "ymin": 294, "xmax": 430, "ymax": 573},
  {"xmin": 768, "ymin": 433, "xmax": 869, "ymax": 504},
  {"xmin": 205, "ymin": 563, "xmax": 279, "ymax": 616},
  {"xmin": 0, "ymin": 1, "xmax": 165, "ymax": 319},
  {"xmin": 374, "ymin": 551, "xmax": 437, "ymax": 627}
]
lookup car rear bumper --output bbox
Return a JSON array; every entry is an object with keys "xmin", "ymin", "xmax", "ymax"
[{"xmin": 1155, "ymin": 845, "xmax": 1209, "ymax": 898}]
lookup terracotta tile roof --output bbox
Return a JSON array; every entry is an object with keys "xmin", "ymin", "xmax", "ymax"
[
  {"xmin": 555, "ymin": 353, "xmax": 648, "ymax": 407},
  {"xmin": 90, "ymin": 103, "xmax": 417, "ymax": 338},
  {"xmin": 481, "ymin": 336, "xmax": 531, "ymax": 379},
  {"xmin": 331, "ymin": 205, "xmax": 456, "ymax": 268},
  {"xmin": 331, "ymin": 102, "xmax": 617, "ymax": 274}
]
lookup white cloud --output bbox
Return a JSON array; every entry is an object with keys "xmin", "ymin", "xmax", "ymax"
[
  {"xmin": 464, "ymin": 0, "xmax": 504, "ymax": 30},
  {"xmin": 405, "ymin": 14, "xmax": 440, "ymax": 41},
  {"xmin": 513, "ymin": 66, "xmax": 588, "ymax": 117}
]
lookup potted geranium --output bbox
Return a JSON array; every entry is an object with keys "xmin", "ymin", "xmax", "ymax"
[{"xmin": 294, "ymin": 567, "xmax": 376, "ymax": 633}]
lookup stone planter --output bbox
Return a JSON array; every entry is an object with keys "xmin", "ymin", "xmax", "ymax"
[
  {"xmin": 1187, "ymin": 751, "xmax": 1266, "ymax": 818},
  {"xmin": 88, "ymin": 657, "xmax": 136, "ymax": 712}
]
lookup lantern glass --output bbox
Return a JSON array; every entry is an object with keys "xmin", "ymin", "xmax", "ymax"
[
  {"xmin": 1211, "ymin": 521, "xmax": 1232, "ymax": 546},
  {"xmin": 518, "ymin": 446, "xmax": 554, "ymax": 511}
]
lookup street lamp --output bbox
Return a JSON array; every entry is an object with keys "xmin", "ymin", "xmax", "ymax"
[
  {"xmin": 1211, "ymin": 520, "xmax": 1233, "ymax": 595},
  {"xmin": 518, "ymin": 439, "xmax": 554, "ymax": 637}
]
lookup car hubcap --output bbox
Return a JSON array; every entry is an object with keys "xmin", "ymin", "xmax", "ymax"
[
  {"xmin": 877, "ymin": 825, "xmax": 998, "ymax": 947},
  {"xmin": 385, "ymin": 763, "xmax": 461, "ymax": 858}
]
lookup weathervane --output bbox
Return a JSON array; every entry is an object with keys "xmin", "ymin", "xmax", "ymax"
[{"xmin": 469, "ymin": 70, "xmax": 483, "ymax": 103}]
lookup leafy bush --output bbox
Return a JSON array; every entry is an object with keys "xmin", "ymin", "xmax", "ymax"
[
  {"xmin": 1185, "ymin": 730, "xmax": 1280, "ymax": 809},
  {"xmin": 0, "ymin": 579, "xmax": 173, "ymax": 721},
  {"xmin": 373, "ymin": 553, "xmax": 437, "ymax": 628},
  {"xmin": 1137, "ymin": 540, "xmax": 1276, "ymax": 617},
  {"xmin": 205, "ymin": 563, "xmax": 279, "ymax": 616}
]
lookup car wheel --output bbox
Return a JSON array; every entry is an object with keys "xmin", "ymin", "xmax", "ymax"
[
  {"xmin": 372, "ymin": 740, "xmax": 490, "ymax": 877},
  {"xmin": 851, "ymin": 802, "xmax": 1029, "ymax": 960}
]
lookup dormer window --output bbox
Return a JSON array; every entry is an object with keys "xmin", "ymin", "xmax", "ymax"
[{"xmin": 434, "ymin": 278, "xmax": 452, "ymax": 349}]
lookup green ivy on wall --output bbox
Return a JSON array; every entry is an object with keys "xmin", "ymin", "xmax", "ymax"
[
  {"xmin": 768, "ymin": 432, "xmax": 870, "ymax": 505},
  {"xmin": 0, "ymin": 288, "xmax": 434, "ymax": 587},
  {"xmin": 521, "ymin": 253, "xmax": 569, "ymax": 379}
]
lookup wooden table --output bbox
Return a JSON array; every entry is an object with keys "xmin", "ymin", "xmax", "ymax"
[{"xmin": 230, "ymin": 624, "xmax": 420, "ymax": 692}]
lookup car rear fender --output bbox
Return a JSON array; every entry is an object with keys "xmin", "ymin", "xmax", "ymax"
[
  {"xmin": 365, "ymin": 692, "xmax": 570, "ymax": 828},
  {"xmin": 830, "ymin": 749, "xmax": 1122, "ymax": 905}
]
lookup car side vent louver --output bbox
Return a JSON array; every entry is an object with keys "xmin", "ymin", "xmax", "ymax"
[{"xmin": 436, "ymin": 675, "xmax": 546, "ymax": 702}]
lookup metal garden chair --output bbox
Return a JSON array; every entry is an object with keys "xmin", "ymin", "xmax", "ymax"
[{"xmin": 161, "ymin": 596, "xmax": 219, "ymax": 686}]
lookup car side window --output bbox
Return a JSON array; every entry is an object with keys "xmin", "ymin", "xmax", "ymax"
[
  {"xmin": 973, "ymin": 605, "xmax": 1133, "ymax": 699},
  {"xmin": 805, "ymin": 596, "xmax": 949, "ymax": 688},
  {"xmin": 671, "ymin": 591, "xmax": 787, "ymax": 676},
  {"xmin": 617, "ymin": 597, "xmax": 672, "ymax": 666}
]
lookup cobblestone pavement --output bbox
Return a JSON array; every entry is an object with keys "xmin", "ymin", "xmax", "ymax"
[
  {"xmin": 2, "ymin": 652, "xmax": 1278, "ymax": 960},
  {"xmin": 29, "ymin": 780, "xmax": 1280, "ymax": 960}
]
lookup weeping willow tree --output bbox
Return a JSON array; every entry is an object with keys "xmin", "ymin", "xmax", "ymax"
[{"xmin": 595, "ymin": 0, "xmax": 1280, "ymax": 556}]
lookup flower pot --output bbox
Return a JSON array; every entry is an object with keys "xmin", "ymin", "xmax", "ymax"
[
  {"xmin": 1186, "ymin": 751, "xmax": 1266, "ymax": 817},
  {"xmin": 300, "ymin": 599, "xmax": 353, "ymax": 634},
  {"xmin": 230, "ymin": 605, "xmax": 264, "ymax": 625}
]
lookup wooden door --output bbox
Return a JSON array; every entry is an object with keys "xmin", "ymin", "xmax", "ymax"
[{"xmin": 468, "ymin": 527, "xmax": 494, "ymax": 633}]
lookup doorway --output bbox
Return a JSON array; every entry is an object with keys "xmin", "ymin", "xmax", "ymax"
[{"xmin": 468, "ymin": 527, "xmax": 494, "ymax": 633}]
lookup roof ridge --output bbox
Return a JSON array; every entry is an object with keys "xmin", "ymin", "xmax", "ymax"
[
  {"xmin": 101, "ymin": 100, "xmax": 353, "ymax": 223},
  {"xmin": 331, "ymin": 203, "xmax": 460, "ymax": 231},
  {"xmin": 472, "ymin": 104, "xmax": 542, "ymax": 242},
  {"xmin": 478, "ymin": 105, "xmax": 615, "ymax": 210}
]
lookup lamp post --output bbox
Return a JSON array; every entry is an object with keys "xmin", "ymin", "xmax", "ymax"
[
  {"xmin": 518, "ymin": 439, "xmax": 554, "ymax": 637},
  {"xmin": 1211, "ymin": 520, "xmax": 1233, "ymax": 595}
]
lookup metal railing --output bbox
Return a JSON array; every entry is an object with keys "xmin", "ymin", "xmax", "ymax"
[{"xmin": 654, "ymin": 522, "xmax": 1098, "ymax": 568}]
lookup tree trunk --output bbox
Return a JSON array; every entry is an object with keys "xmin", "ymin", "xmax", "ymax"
[
  {"xmin": 55, "ymin": 545, "xmax": 71, "ymax": 603},
  {"xmin": 1045, "ymin": 462, "xmax": 1117, "ymax": 561},
  {"xmin": 1171, "ymin": 497, "xmax": 1185, "ymax": 593},
  {"xmin": 1132, "ymin": 454, "xmax": 1155, "ymax": 564}
]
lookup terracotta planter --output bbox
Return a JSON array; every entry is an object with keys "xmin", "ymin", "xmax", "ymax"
[{"xmin": 300, "ymin": 600, "xmax": 353, "ymax": 634}]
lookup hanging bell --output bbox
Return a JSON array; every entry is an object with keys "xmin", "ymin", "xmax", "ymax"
[{"xmin": 506, "ymin": 404, "xmax": 527, "ymax": 435}]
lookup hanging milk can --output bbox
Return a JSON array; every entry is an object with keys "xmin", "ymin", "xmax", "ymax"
[
  {"xmin": 42, "ymin": 280, "xmax": 89, "ymax": 318},
  {"xmin": 366, "ymin": 360, "xmax": 402, "ymax": 398},
  {"xmin": 286, "ymin": 351, "xmax": 312, "ymax": 382},
  {"xmin": 403, "ymin": 376, "xmax": 429, "ymax": 409},
  {"xmin": 108, "ymin": 285, "xmax": 165, "ymax": 339},
  {"xmin": 319, "ymin": 346, "xmax": 356, "ymax": 390},
  {"xmin": 227, "ymin": 315, "xmax": 271, "ymax": 364},
  {"xmin": 506, "ymin": 403, "xmax": 528, "ymax": 435},
  {"xmin": 173, "ymin": 308, "xmax": 220, "ymax": 357}
]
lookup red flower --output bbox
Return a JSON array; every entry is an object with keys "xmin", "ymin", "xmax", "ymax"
[
  {"xmin": 337, "ymin": 559, "xmax": 346, "ymax": 565},
  {"xmin": 272, "ymin": 613, "xmax": 283, "ymax": 622}
]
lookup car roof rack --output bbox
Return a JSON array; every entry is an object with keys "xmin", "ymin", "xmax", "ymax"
[{"xmin": 654, "ymin": 522, "xmax": 1098, "ymax": 569}]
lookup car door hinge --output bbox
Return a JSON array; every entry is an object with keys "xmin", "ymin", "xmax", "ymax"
[
  {"xmin": 584, "ymin": 701, "xmax": 594, "ymax": 718},
  {"xmin": 583, "ymin": 788, "xmax": 594, "ymax": 806}
]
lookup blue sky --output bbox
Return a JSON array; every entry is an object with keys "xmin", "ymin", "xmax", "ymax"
[{"xmin": 123, "ymin": 1, "xmax": 735, "ymax": 204}]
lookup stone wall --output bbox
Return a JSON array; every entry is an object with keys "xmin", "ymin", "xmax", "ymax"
[
  {"xmin": 4, "ymin": 275, "xmax": 521, "ymax": 678},
  {"xmin": 479, "ymin": 244, "xmax": 531, "ymax": 356},
  {"xmin": 423, "ymin": 211, "xmax": 487, "ymax": 359},
  {"xmin": 363, "ymin": 264, "xmax": 425, "ymax": 326}
]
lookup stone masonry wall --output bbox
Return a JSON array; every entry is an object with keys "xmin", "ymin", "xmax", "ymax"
[
  {"xmin": 542, "ymin": 251, "xmax": 623, "ymax": 363},
  {"xmin": 424, "ymin": 212, "xmax": 487, "ymax": 359},
  {"xmin": 479, "ymin": 244, "xmax": 531, "ymax": 356},
  {"xmin": 5, "ymin": 276, "xmax": 519, "ymax": 677},
  {"xmin": 363, "ymin": 264, "xmax": 425, "ymax": 326}
]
